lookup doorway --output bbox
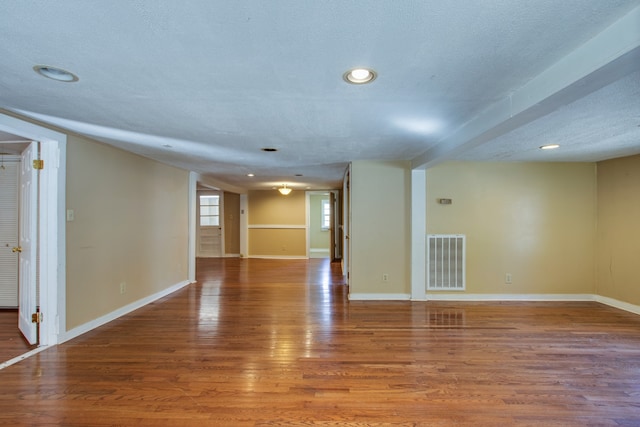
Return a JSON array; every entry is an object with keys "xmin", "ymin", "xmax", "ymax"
[
  {"xmin": 306, "ymin": 190, "xmax": 342, "ymax": 261},
  {"xmin": 196, "ymin": 190, "xmax": 223, "ymax": 257},
  {"xmin": 0, "ymin": 113, "xmax": 66, "ymax": 367}
]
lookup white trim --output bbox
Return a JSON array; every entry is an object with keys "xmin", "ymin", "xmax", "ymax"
[
  {"xmin": 225, "ymin": 253, "xmax": 241, "ymax": 258},
  {"xmin": 0, "ymin": 345, "xmax": 51, "ymax": 371},
  {"xmin": 348, "ymin": 293, "xmax": 411, "ymax": 301},
  {"xmin": 411, "ymin": 169, "xmax": 426, "ymax": 300},
  {"xmin": 239, "ymin": 194, "xmax": 248, "ymax": 258},
  {"xmin": 60, "ymin": 280, "xmax": 193, "ymax": 343},
  {"xmin": 346, "ymin": 292, "xmax": 640, "ymax": 316},
  {"xmin": 593, "ymin": 295, "xmax": 640, "ymax": 316},
  {"xmin": 0, "ymin": 113, "xmax": 67, "ymax": 346},
  {"xmin": 425, "ymin": 293, "xmax": 594, "ymax": 301},
  {"xmin": 248, "ymin": 224, "xmax": 307, "ymax": 229},
  {"xmin": 248, "ymin": 255, "xmax": 308, "ymax": 260},
  {"xmin": 310, "ymin": 248, "xmax": 330, "ymax": 254},
  {"xmin": 188, "ymin": 172, "xmax": 197, "ymax": 283}
]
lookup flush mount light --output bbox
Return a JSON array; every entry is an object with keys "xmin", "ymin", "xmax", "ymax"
[
  {"xmin": 540, "ymin": 144, "xmax": 560, "ymax": 150},
  {"xmin": 343, "ymin": 68, "xmax": 376, "ymax": 84},
  {"xmin": 278, "ymin": 184, "xmax": 292, "ymax": 195},
  {"xmin": 33, "ymin": 65, "xmax": 79, "ymax": 82}
]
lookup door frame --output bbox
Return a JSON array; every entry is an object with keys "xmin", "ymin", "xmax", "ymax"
[
  {"xmin": 0, "ymin": 112, "xmax": 66, "ymax": 346},
  {"xmin": 305, "ymin": 190, "xmax": 341, "ymax": 260}
]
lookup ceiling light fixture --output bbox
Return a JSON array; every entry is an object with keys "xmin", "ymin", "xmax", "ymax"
[
  {"xmin": 278, "ymin": 184, "xmax": 292, "ymax": 195},
  {"xmin": 33, "ymin": 65, "xmax": 79, "ymax": 82},
  {"xmin": 343, "ymin": 68, "xmax": 376, "ymax": 84},
  {"xmin": 540, "ymin": 144, "xmax": 560, "ymax": 150},
  {"xmin": 247, "ymin": 173, "xmax": 255, "ymax": 177}
]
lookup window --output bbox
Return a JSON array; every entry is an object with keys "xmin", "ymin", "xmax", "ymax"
[
  {"xmin": 321, "ymin": 199, "xmax": 331, "ymax": 230},
  {"xmin": 200, "ymin": 195, "xmax": 220, "ymax": 226}
]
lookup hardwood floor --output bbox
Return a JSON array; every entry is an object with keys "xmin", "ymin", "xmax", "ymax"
[
  {"xmin": 0, "ymin": 309, "xmax": 36, "ymax": 363},
  {"xmin": 0, "ymin": 258, "xmax": 639, "ymax": 426}
]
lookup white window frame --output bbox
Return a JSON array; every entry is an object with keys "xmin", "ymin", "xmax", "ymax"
[{"xmin": 199, "ymin": 194, "xmax": 220, "ymax": 227}]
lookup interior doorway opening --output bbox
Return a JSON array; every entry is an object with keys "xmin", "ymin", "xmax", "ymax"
[
  {"xmin": 0, "ymin": 113, "xmax": 67, "ymax": 368},
  {"xmin": 306, "ymin": 190, "xmax": 342, "ymax": 262}
]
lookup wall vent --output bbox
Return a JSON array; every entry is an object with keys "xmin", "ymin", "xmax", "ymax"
[{"xmin": 427, "ymin": 234, "xmax": 465, "ymax": 291}]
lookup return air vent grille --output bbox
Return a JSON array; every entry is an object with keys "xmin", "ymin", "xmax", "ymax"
[{"xmin": 427, "ymin": 234, "xmax": 465, "ymax": 291}]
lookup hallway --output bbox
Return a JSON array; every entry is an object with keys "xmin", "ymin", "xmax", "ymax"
[{"xmin": 0, "ymin": 258, "xmax": 639, "ymax": 426}]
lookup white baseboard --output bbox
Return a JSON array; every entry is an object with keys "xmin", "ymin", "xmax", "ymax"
[
  {"xmin": 420, "ymin": 293, "xmax": 640, "ymax": 315},
  {"xmin": 54, "ymin": 288, "xmax": 640, "ymax": 345},
  {"xmin": 309, "ymin": 248, "xmax": 330, "ymax": 254},
  {"xmin": 349, "ymin": 293, "xmax": 411, "ymax": 301},
  {"xmin": 60, "ymin": 279, "xmax": 193, "ymax": 344},
  {"xmin": 225, "ymin": 253, "xmax": 240, "ymax": 258},
  {"xmin": 248, "ymin": 255, "xmax": 308, "ymax": 260},
  {"xmin": 423, "ymin": 293, "xmax": 595, "ymax": 302},
  {"xmin": 593, "ymin": 295, "xmax": 640, "ymax": 315},
  {"xmin": 0, "ymin": 345, "xmax": 51, "ymax": 371},
  {"xmin": 349, "ymin": 292, "xmax": 640, "ymax": 316}
]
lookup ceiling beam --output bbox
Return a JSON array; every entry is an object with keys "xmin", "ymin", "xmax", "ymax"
[{"xmin": 412, "ymin": 4, "xmax": 640, "ymax": 169}]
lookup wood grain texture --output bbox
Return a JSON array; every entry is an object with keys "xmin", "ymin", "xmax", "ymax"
[
  {"xmin": 0, "ymin": 309, "xmax": 36, "ymax": 363},
  {"xmin": 0, "ymin": 258, "xmax": 639, "ymax": 426}
]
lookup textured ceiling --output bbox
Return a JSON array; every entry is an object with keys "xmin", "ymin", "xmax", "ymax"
[{"xmin": 0, "ymin": 1, "xmax": 639, "ymax": 191}]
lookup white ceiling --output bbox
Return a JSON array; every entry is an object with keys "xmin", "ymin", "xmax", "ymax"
[{"xmin": 0, "ymin": 1, "xmax": 639, "ymax": 191}]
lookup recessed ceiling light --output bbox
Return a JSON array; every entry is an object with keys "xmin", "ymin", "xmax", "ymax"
[
  {"xmin": 295, "ymin": 174, "xmax": 303, "ymax": 177},
  {"xmin": 261, "ymin": 148, "xmax": 278, "ymax": 152},
  {"xmin": 247, "ymin": 173, "xmax": 255, "ymax": 177},
  {"xmin": 540, "ymin": 144, "xmax": 560, "ymax": 150},
  {"xmin": 343, "ymin": 68, "xmax": 376, "ymax": 84},
  {"xmin": 33, "ymin": 65, "xmax": 79, "ymax": 82}
]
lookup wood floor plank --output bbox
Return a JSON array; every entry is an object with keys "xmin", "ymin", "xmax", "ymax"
[
  {"xmin": 0, "ymin": 258, "xmax": 639, "ymax": 426},
  {"xmin": 0, "ymin": 309, "xmax": 36, "ymax": 363}
]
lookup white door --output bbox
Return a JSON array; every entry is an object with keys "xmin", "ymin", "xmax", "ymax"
[
  {"xmin": 197, "ymin": 192, "xmax": 222, "ymax": 257},
  {"xmin": 18, "ymin": 142, "xmax": 38, "ymax": 344}
]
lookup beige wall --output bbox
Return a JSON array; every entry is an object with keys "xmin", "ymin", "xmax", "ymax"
[
  {"xmin": 247, "ymin": 190, "xmax": 306, "ymax": 257},
  {"xmin": 350, "ymin": 160, "xmax": 411, "ymax": 295},
  {"xmin": 426, "ymin": 162, "xmax": 597, "ymax": 295},
  {"xmin": 596, "ymin": 155, "xmax": 640, "ymax": 306},
  {"xmin": 66, "ymin": 135, "xmax": 189, "ymax": 330},
  {"xmin": 309, "ymin": 194, "xmax": 330, "ymax": 250}
]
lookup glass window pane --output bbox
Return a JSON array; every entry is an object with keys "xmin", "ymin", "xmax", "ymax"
[
  {"xmin": 200, "ymin": 195, "xmax": 219, "ymax": 206},
  {"xmin": 200, "ymin": 206, "xmax": 219, "ymax": 215}
]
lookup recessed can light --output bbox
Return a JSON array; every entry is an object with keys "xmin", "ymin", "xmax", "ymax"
[
  {"xmin": 540, "ymin": 144, "xmax": 560, "ymax": 150},
  {"xmin": 33, "ymin": 65, "xmax": 79, "ymax": 82},
  {"xmin": 343, "ymin": 68, "xmax": 376, "ymax": 84},
  {"xmin": 261, "ymin": 148, "xmax": 278, "ymax": 152},
  {"xmin": 247, "ymin": 173, "xmax": 255, "ymax": 177}
]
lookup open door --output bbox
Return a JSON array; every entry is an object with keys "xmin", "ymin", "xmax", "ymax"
[
  {"xmin": 18, "ymin": 142, "xmax": 38, "ymax": 345},
  {"xmin": 329, "ymin": 192, "xmax": 336, "ymax": 261}
]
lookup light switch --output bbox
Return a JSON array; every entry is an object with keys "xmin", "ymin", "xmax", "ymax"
[{"xmin": 66, "ymin": 209, "xmax": 74, "ymax": 221}]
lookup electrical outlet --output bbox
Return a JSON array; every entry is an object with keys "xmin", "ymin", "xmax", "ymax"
[
  {"xmin": 382, "ymin": 273, "xmax": 389, "ymax": 282},
  {"xmin": 505, "ymin": 273, "xmax": 512, "ymax": 284},
  {"xmin": 120, "ymin": 282, "xmax": 127, "ymax": 294}
]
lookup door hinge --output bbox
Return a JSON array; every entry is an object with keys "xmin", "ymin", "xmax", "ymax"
[
  {"xmin": 31, "ymin": 312, "xmax": 43, "ymax": 324},
  {"xmin": 33, "ymin": 159, "xmax": 44, "ymax": 170}
]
